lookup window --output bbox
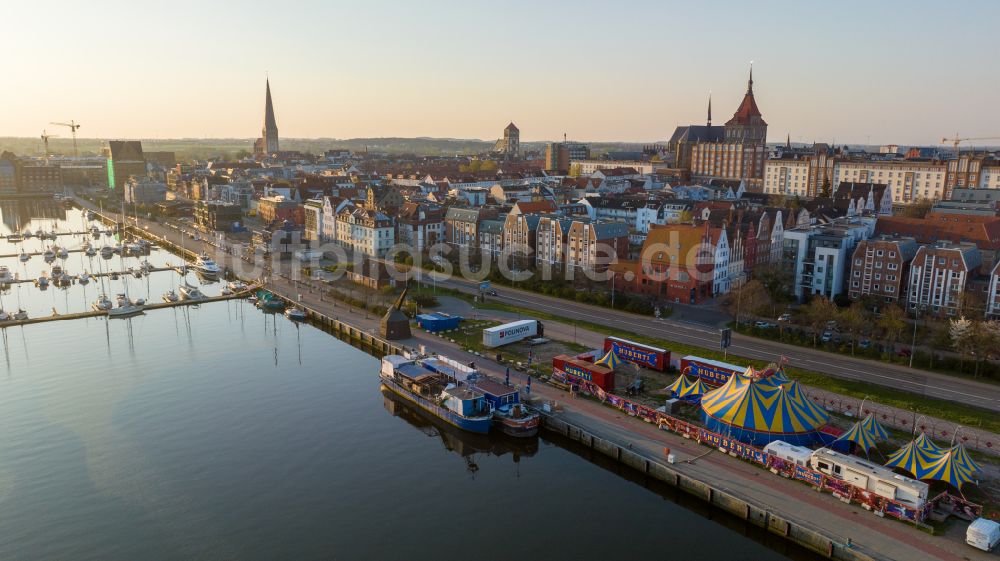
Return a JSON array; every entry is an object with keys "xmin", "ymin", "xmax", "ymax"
[{"xmin": 876, "ymin": 250, "xmax": 884, "ymax": 257}]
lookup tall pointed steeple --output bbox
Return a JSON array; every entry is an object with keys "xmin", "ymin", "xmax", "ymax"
[
  {"xmin": 786, "ymin": 133, "xmax": 791, "ymax": 150},
  {"xmin": 747, "ymin": 62, "xmax": 754, "ymax": 94},
  {"xmin": 707, "ymin": 92, "xmax": 712, "ymax": 126},
  {"xmin": 259, "ymin": 77, "xmax": 279, "ymax": 154}
]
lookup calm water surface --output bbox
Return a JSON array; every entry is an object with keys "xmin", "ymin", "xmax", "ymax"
[{"xmin": 0, "ymin": 203, "xmax": 818, "ymax": 560}]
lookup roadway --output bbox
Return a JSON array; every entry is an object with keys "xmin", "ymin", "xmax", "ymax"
[{"xmin": 430, "ymin": 275, "xmax": 1000, "ymax": 413}]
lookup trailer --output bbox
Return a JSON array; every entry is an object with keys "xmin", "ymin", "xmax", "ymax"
[
  {"xmin": 603, "ymin": 336, "xmax": 669, "ymax": 371},
  {"xmin": 483, "ymin": 319, "xmax": 538, "ymax": 348},
  {"xmin": 552, "ymin": 354, "xmax": 615, "ymax": 392},
  {"xmin": 416, "ymin": 312, "xmax": 462, "ymax": 333},
  {"xmin": 809, "ymin": 448, "xmax": 928, "ymax": 509},
  {"xmin": 679, "ymin": 355, "xmax": 746, "ymax": 386}
]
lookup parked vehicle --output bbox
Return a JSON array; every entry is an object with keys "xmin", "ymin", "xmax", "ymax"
[
  {"xmin": 820, "ymin": 331, "xmax": 833, "ymax": 343},
  {"xmin": 858, "ymin": 338, "xmax": 872, "ymax": 349},
  {"xmin": 777, "ymin": 313, "xmax": 792, "ymax": 322},
  {"xmin": 967, "ymin": 518, "xmax": 1000, "ymax": 551},
  {"xmin": 754, "ymin": 321, "xmax": 775, "ymax": 329}
]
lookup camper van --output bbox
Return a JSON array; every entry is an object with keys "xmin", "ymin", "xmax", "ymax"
[
  {"xmin": 967, "ymin": 518, "xmax": 1000, "ymax": 551},
  {"xmin": 763, "ymin": 440, "xmax": 813, "ymax": 468},
  {"xmin": 809, "ymin": 448, "xmax": 929, "ymax": 508}
]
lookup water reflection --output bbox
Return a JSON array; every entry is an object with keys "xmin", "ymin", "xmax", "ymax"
[{"xmin": 380, "ymin": 385, "xmax": 537, "ymax": 476}]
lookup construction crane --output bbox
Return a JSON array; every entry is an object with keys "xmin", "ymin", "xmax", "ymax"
[
  {"xmin": 40, "ymin": 130, "xmax": 59, "ymax": 165},
  {"xmin": 940, "ymin": 134, "xmax": 1000, "ymax": 156},
  {"xmin": 50, "ymin": 120, "xmax": 81, "ymax": 157}
]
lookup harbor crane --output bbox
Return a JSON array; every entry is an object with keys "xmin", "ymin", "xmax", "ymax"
[
  {"xmin": 50, "ymin": 120, "xmax": 81, "ymax": 157},
  {"xmin": 40, "ymin": 130, "xmax": 59, "ymax": 165},
  {"xmin": 940, "ymin": 134, "xmax": 1000, "ymax": 156}
]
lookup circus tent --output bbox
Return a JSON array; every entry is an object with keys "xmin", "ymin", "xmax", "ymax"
[
  {"xmin": 884, "ymin": 438, "xmax": 945, "ymax": 477},
  {"xmin": 915, "ymin": 433, "xmax": 945, "ymax": 454},
  {"xmin": 860, "ymin": 413, "xmax": 888, "ymax": 441},
  {"xmin": 884, "ymin": 439, "xmax": 980, "ymax": 489},
  {"xmin": 700, "ymin": 372, "xmax": 830, "ymax": 446},
  {"xmin": 833, "ymin": 421, "xmax": 881, "ymax": 453},
  {"xmin": 666, "ymin": 375, "xmax": 710, "ymax": 403},
  {"xmin": 595, "ymin": 349, "xmax": 624, "ymax": 370}
]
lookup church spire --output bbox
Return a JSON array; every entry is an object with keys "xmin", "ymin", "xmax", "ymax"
[
  {"xmin": 786, "ymin": 133, "xmax": 791, "ymax": 150},
  {"xmin": 264, "ymin": 78, "xmax": 278, "ymax": 133},
  {"xmin": 707, "ymin": 92, "xmax": 712, "ymax": 126},
  {"xmin": 747, "ymin": 62, "xmax": 754, "ymax": 94}
]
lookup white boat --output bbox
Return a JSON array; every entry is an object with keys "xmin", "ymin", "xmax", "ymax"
[
  {"xmin": 162, "ymin": 290, "xmax": 179, "ymax": 303},
  {"xmin": 85, "ymin": 246, "xmax": 97, "ymax": 257},
  {"xmin": 43, "ymin": 249, "xmax": 56, "ymax": 262},
  {"xmin": 178, "ymin": 283, "xmax": 205, "ymax": 300},
  {"xmin": 78, "ymin": 272, "xmax": 91, "ymax": 285},
  {"xmin": 19, "ymin": 251, "xmax": 29, "ymax": 263},
  {"xmin": 93, "ymin": 294, "xmax": 113, "ymax": 311},
  {"xmin": 107, "ymin": 303, "xmax": 144, "ymax": 318},
  {"xmin": 51, "ymin": 264, "xmax": 63, "ymax": 277},
  {"xmin": 192, "ymin": 253, "xmax": 221, "ymax": 278},
  {"xmin": 22, "ymin": 230, "xmax": 33, "ymax": 239},
  {"xmin": 227, "ymin": 280, "xmax": 249, "ymax": 293},
  {"xmin": 220, "ymin": 287, "xmax": 232, "ymax": 296},
  {"xmin": 34, "ymin": 228, "xmax": 45, "ymax": 238},
  {"xmin": 13, "ymin": 310, "xmax": 27, "ymax": 321},
  {"xmin": 100, "ymin": 246, "xmax": 114, "ymax": 258},
  {"xmin": 56, "ymin": 246, "xmax": 68, "ymax": 259},
  {"xmin": 0, "ymin": 310, "xmax": 9, "ymax": 322},
  {"xmin": 36, "ymin": 274, "xmax": 49, "ymax": 288},
  {"xmin": 285, "ymin": 307, "xmax": 307, "ymax": 321},
  {"xmin": 0, "ymin": 266, "xmax": 13, "ymax": 285}
]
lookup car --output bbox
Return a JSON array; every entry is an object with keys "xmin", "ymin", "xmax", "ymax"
[
  {"xmin": 858, "ymin": 338, "xmax": 872, "ymax": 349},
  {"xmin": 777, "ymin": 313, "xmax": 792, "ymax": 322},
  {"xmin": 820, "ymin": 331, "xmax": 833, "ymax": 343},
  {"xmin": 832, "ymin": 334, "xmax": 843, "ymax": 344},
  {"xmin": 487, "ymin": 290, "xmax": 498, "ymax": 296},
  {"xmin": 896, "ymin": 347, "xmax": 912, "ymax": 357},
  {"xmin": 754, "ymin": 321, "xmax": 775, "ymax": 329}
]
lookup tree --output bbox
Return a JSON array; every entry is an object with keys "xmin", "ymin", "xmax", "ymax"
[
  {"xmin": 837, "ymin": 301, "xmax": 868, "ymax": 355},
  {"xmin": 723, "ymin": 280, "xmax": 771, "ymax": 324},
  {"xmin": 754, "ymin": 263, "xmax": 795, "ymax": 316},
  {"xmin": 568, "ymin": 163, "xmax": 582, "ymax": 177},
  {"xmin": 967, "ymin": 319, "xmax": 1000, "ymax": 378},
  {"xmin": 899, "ymin": 197, "xmax": 933, "ymax": 219},
  {"xmin": 949, "ymin": 316, "xmax": 973, "ymax": 372},
  {"xmin": 876, "ymin": 303, "xmax": 907, "ymax": 347},
  {"xmin": 802, "ymin": 296, "xmax": 837, "ymax": 347}
]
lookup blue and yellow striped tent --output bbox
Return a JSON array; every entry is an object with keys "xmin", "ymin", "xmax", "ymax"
[
  {"xmin": 666, "ymin": 375, "xmax": 710, "ymax": 403},
  {"xmin": 860, "ymin": 413, "xmax": 888, "ymax": 441},
  {"xmin": 922, "ymin": 450, "xmax": 978, "ymax": 489},
  {"xmin": 595, "ymin": 349, "xmax": 624, "ymax": 370},
  {"xmin": 700, "ymin": 373, "xmax": 830, "ymax": 446},
  {"xmin": 915, "ymin": 433, "xmax": 945, "ymax": 455},
  {"xmin": 949, "ymin": 444, "xmax": 982, "ymax": 476},
  {"xmin": 884, "ymin": 439, "xmax": 946, "ymax": 478},
  {"xmin": 834, "ymin": 421, "xmax": 881, "ymax": 452}
]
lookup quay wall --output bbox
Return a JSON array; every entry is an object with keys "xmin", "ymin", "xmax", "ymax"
[{"xmin": 541, "ymin": 414, "xmax": 882, "ymax": 561}]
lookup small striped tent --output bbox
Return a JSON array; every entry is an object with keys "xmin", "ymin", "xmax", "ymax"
[
  {"xmin": 834, "ymin": 421, "xmax": 880, "ymax": 453},
  {"xmin": 860, "ymin": 413, "xmax": 888, "ymax": 441},
  {"xmin": 595, "ymin": 349, "xmax": 624, "ymax": 370},
  {"xmin": 949, "ymin": 444, "xmax": 982, "ymax": 476},
  {"xmin": 914, "ymin": 433, "xmax": 944, "ymax": 455},
  {"xmin": 666, "ymin": 375, "xmax": 710, "ymax": 403},
  {"xmin": 700, "ymin": 372, "xmax": 829, "ymax": 446},
  {"xmin": 884, "ymin": 439, "xmax": 946, "ymax": 479},
  {"xmin": 922, "ymin": 450, "xmax": 978, "ymax": 489}
]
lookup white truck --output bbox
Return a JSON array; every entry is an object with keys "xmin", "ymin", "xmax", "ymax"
[
  {"xmin": 483, "ymin": 319, "xmax": 538, "ymax": 348},
  {"xmin": 967, "ymin": 518, "xmax": 1000, "ymax": 551}
]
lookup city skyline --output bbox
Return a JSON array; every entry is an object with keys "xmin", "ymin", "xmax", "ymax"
[{"xmin": 4, "ymin": 0, "xmax": 1000, "ymax": 145}]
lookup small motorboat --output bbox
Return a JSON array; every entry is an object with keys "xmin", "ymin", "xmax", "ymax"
[
  {"xmin": 100, "ymin": 246, "xmax": 114, "ymax": 259},
  {"xmin": 36, "ymin": 274, "xmax": 49, "ymax": 289},
  {"xmin": 162, "ymin": 290, "xmax": 179, "ymax": 303},
  {"xmin": 93, "ymin": 294, "xmax": 113, "ymax": 311},
  {"xmin": 0, "ymin": 266, "xmax": 13, "ymax": 285},
  {"xmin": 220, "ymin": 287, "xmax": 232, "ymax": 296},
  {"xmin": 19, "ymin": 251, "xmax": 29, "ymax": 263},
  {"xmin": 13, "ymin": 309, "xmax": 27, "ymax": 321},
  {"xmin": 227, "ymin": 280, "xmax": 249, "ymax": 293},
  {"xmin": 0, "ymin": 310, "xmax": 9, "ymax": 322},
  {"xmin": 85, "ymin": 246, "xmax": 97, "ymax": 257},
  {"xmin": 107, "ymin": 302, "xmax": 144, "ymax": 319},
  {"xmin": 285, "ymin": 307, "xmax": 307, "ymax": 321},
  {"xmin": 178, "ymin": 283, "xmax": 205, "ymax": 301},
  {"xmin": 78, "ymin": 272, "xmax": 91, "ymax": 285},
  {"xmin": 43, "ymin": 249, "xmax": 56, "ymax": 262},
  {"xmin": 56, "ymin": 246, "xmax": 68, "ymax": 259}
]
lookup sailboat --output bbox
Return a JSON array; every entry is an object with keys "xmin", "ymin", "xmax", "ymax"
[{"xmin": 107, "ymin": 200, "xmax": 145, "ymax": 318}]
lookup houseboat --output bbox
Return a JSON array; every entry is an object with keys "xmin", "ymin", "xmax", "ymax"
[
  {"xmin": 380, "ymin": 355, "xmax": 493, "ymax": 434},
  {"xmin": 475, "ymin": 378, "xmax": 540, "ymax": 437}
]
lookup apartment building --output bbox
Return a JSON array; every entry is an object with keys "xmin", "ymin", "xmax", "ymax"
[
  {"xmin": 847, "ymin": 236, "xmax": 918, "ymax": 305},
  {"xmin": 907, "ymin": 242, "xmax": 982, "ymax": 317}
]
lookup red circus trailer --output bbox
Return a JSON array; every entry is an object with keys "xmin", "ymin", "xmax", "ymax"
[
  {"xmin": 602, "ymin": 336, "xmax": 669, "ymax": 371},
  {"xmin": 679, "ymin": 355, "xmax": 746, "ymax": 386},
  {"xmin": 552, "ymin": 355, "xmax": 615, "ymax": 392}
]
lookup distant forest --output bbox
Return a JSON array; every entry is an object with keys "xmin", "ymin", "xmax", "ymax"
[{"xmin": 0, "ymin": 137, "xmax": 654, "ymax": 162}]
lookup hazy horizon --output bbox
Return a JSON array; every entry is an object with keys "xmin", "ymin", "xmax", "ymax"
[{"xmin": 5, "ymin": 0, "xmax": 1000, "ymax": 146}]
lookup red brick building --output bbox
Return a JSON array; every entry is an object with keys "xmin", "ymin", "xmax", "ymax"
[{"xmin": 847, "ymin": 236, "xmax": 919, "ymax": 305}]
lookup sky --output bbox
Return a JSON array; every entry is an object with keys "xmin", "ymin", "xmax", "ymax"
[{"xmin": 3, "ymin": 0, "xmax": 999, "ymax": 145}]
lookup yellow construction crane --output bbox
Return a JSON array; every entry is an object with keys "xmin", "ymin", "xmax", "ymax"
[
  {"xmin": 40, "ymin": 130, "xmax": 59, "ymax": 164},
  {"xmin": 50, "ymin": 120, "xmax": 81, "ymax": 157},
  {"xmin": 940, "ymin": 134, "xmax": 1000, "ymax": 155}
]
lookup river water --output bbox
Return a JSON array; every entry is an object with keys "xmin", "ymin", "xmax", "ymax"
[{"xmin": 0, "ymin": 201, "xmax": 820, "ymax": 560}]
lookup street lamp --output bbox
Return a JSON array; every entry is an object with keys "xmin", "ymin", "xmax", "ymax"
[{"xmin": 908, "ymin": 305, "xmax": 924, "ymax": 369}]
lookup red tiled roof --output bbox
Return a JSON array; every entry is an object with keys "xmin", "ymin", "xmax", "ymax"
[{"xmin": 514, "ymin": 200, "xmax": 557, "ymax": 214}]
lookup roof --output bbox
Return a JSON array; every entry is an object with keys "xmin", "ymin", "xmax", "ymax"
[
  {"xmin": 445, "ymin": 207, "xmax": 479, "ymax": 222},
  {"xmin": 478, "ymin": 219, "xmax": 504, "ymax": 234},
  {"xmin": 875, "ymin": 216, "xmax": 1000, "ymax": 250},
  {"xmin": 725, "ymin": 69, "xmax": 766, "ymax": 127},
  {"xmin": 514, "ymin": 200, "xmax": 557, "ymax": 214},
  {"xmin": 701, "ymin": 375, "xmax": 828, "ymax": 443},
  {"xmin": 591, "ymin": 221, "xmax": 629, "ymax": 239}
]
